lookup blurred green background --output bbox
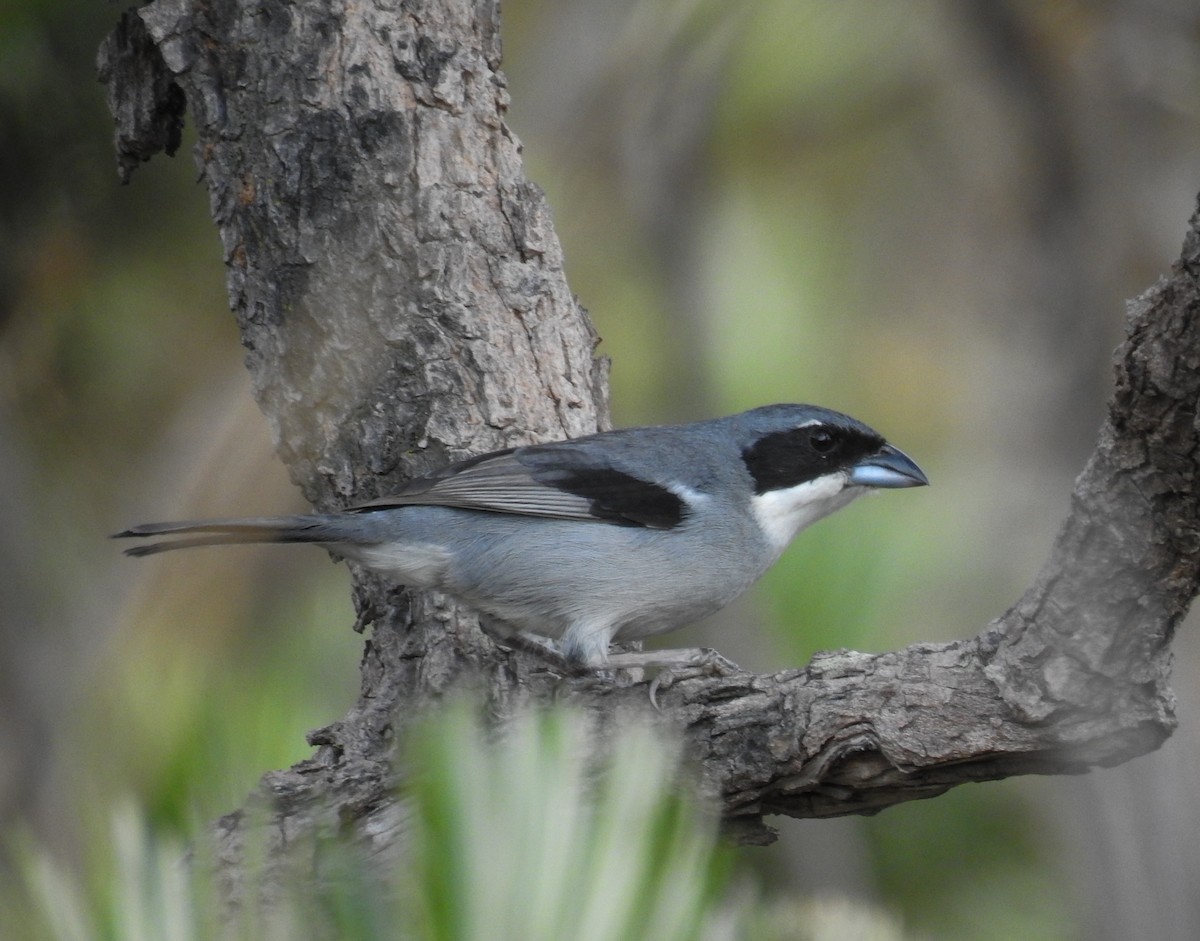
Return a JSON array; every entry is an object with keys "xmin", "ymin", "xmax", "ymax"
[{"xmin": 3, "ymin": 1, "xmax": 1200, "ymax": 938}]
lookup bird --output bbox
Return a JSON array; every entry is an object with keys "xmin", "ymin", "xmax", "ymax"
[{"xmin": 115, "ymin": 404, "xmax": 927, "ymax": 674}]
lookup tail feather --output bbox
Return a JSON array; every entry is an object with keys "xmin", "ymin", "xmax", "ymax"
[{"xmin": 113, "ymin": 516, "xmax": 337, "ymax": 557}]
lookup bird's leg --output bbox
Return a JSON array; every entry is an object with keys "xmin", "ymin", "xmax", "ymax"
[
  {"xmin": 478, "ymin": 616, "xmax": 576, "ymax": 674},
  {"xmin": 603, "ymin": 647, "xmax": 741, "ymax": 673},
  {"xmin": 479, "ymin": 618, "xmax": 741, "ymax": 703}
]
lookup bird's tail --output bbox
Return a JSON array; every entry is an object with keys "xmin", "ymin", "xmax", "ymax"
[{"xmin": 113, "ymin": 516, "xmax": 344, "ymax": 557}]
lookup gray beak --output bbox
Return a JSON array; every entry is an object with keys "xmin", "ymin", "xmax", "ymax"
[{"xmin": 848, "ymin": 444, "xmax": 929, "ymax": 489}]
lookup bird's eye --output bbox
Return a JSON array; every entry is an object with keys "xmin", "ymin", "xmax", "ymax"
[{"xmin": 810, "ymin": 429, "xmax": 836, "ymax": 453}]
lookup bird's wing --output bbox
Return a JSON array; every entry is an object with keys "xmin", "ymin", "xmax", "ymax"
[{"xmin": 347, "ymin": 443, "xmax": 688, "ymax": 529}]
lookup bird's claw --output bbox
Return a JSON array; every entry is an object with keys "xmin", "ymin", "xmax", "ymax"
[{"xmin": 647, "ymin": 649, "xmax": 741, "ymax": 711}]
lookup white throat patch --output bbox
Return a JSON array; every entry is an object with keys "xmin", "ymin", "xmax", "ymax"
[{"xmin": 750, "ymin": 473, "xmax": 863, "ymax": 556}]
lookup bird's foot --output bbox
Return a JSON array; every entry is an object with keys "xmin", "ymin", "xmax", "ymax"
[
  {"xmin": 600, "ymin": 647, "xmax": 741, "ymax": 710},
  {"xmin": 647, "ymin": 650, "xmax": 741, "ymax": 710}
]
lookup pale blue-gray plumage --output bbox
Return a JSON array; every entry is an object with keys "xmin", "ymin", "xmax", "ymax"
[{"xmin": 116, "ymin": 404, "xmax": 927, "ymax": 670}]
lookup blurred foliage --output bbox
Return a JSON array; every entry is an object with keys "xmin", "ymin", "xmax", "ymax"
[
  {"xmin": 3, "ymin": 0, "xmax": 1200, "ymax": 939},
  {"xmin": 4, "ymin": 708, "xmax": 745, "ymax": 941},
  {"xmin": 403, "ymin": 706, "xmax": 733, "ymax": 941}
]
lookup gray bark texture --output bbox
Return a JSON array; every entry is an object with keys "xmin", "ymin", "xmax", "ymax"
[{"xmin": 100, "ymin": 0, "xmax": 1194, "ymax": 877}]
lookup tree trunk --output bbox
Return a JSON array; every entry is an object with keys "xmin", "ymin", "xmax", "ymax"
[{"xmin": 99, "ymin": 0, "xmax": 1194, "ymax": 881}]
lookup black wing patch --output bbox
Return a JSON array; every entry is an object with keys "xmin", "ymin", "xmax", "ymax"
[
  {"xmin": 347, "ymin": 443, "xmax": 688, "ymax": 529},
  {"xmin": 528, "ymin": 464, "xmax": 685, "ymax": 528}
]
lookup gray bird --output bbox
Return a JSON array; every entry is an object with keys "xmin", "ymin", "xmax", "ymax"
[{"xmin": 116, "ymin": 404, "xmax": 927, "ymax": 673}]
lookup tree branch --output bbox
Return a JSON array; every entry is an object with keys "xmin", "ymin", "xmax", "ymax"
[
  {"xmin": 651, "ymin": 214, "xmax": 1197, "ymax": 840},
  {"xmin": 100, "ymin": 0, "xmax": 1192, "ymax": 865}
]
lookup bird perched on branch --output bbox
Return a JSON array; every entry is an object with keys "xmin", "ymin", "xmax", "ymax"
[{"xmin": 116, "ymin": 404, "xmax": 927, "ymax": 674}]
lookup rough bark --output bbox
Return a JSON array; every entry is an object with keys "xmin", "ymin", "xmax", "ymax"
[{"xmin": 100, "ymin": 0, "xmax": 1193, "ymax": 873}]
